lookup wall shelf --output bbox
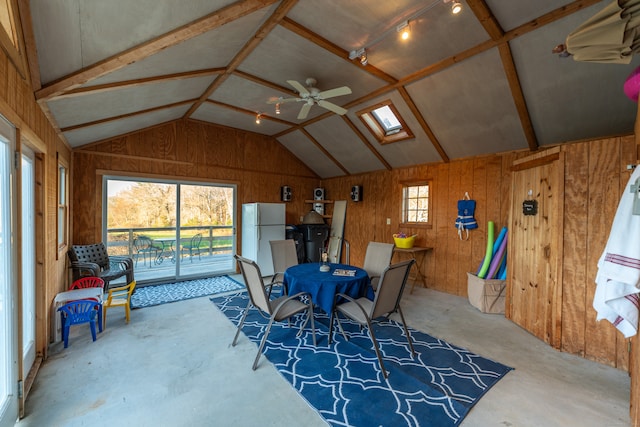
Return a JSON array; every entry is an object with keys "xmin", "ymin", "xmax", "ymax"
[{"xmin": 305, "ymin": 200, "xmax": 333, "ymax": 219}]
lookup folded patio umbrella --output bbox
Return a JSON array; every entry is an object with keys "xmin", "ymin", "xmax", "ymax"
[{"xmin": 566, "ymin": 0, "xmax": 640, "ymax": 64}]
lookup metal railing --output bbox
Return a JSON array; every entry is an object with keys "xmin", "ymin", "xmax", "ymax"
[{"xmin": 105, "ymin": 225, "xmax": 234, "ymax": 258}]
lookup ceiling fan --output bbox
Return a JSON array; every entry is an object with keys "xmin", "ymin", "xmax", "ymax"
[{"xmin": 268, "ymin": 77, "xmax": 352, "ymax": 120}]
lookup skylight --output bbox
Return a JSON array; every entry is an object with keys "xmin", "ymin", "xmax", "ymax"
[{"xmin": 356, "ymin": 100, "xmax": 414, "ymax": 144}]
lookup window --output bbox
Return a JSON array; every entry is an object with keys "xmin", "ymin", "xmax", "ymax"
[
  {"xmin": 356, "ymin": 100, "xmax": 414, "ymax": 144},
  {"xmin": 57, "ymin": 162, "xmax": 67, "ymax": 249},
  {"xmin": 402, "ymin": 182, "xmax": 430, "ymax": 224}
]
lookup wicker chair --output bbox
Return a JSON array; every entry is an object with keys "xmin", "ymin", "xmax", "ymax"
[{"xmin": 67, "ymin": 243, "xmax": 134, "ymax": 290}]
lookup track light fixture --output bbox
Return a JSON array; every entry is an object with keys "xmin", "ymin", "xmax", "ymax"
[
  {"xmin": 397, "ymin": 21, "xmax": 410, "ymax": 40},
  {"xmin": 347, "ymin": 1, "xmax": 462, "ymax": 68},
  {"xmin": 275, "ymin": 103, "xmax": 281, "ymax": 114},
  {"xmin": 360, "ymin": 50, "xmax": 368, "ymax": 66},
  {"xmin": 444, "ymin": 0, "xmax": 462, "ymax": 14},
  {"xmin": 255, "ymin": 112, "xmax": 262, "ymax": 124},
  {"xmin": 349, "ymin": 47, "xmax": 368, "ymax": 66}
]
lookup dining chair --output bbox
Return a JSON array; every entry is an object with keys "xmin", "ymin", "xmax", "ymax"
[
  {"xmin": 269, "ymin": 239, "xmax": 298, "ymax": 294},
  {"xmin": 362, "ymin": 241, "xmax": 395, "ymax": 291},
  {"xmin": 102, "ymin": 280, "xmax": 136, "ymax": 329},
  {"xmin": 328, "ymin": 259, "xmax": 415, "ymax": 378},
  {"xmin": 181, "ymin": 233, "xmax": 203, "ymax": 262},
  {"xmin": 233, "ymin": 255, "xmax": 316, "ymax": 370},
  {"xmin": 133, "ymin": 235, "xmax": 162, "ymax": 267},
  {"xmin": 57, "ymin": 299, "xmax": 103, "ymax": 348}
]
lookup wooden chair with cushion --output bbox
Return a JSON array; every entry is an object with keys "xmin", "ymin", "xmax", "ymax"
[{"xmin": 67, "ymin": 243, "xmax": 134, "ymax": 290}]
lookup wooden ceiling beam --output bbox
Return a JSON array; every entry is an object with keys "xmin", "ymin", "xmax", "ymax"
[
  {"xmin": 300, "ymin": 127, "xmax": 350, "ymax": 176},
  {"xmin": 279, "ymin": 17, "xmax": 398, "ymax": 85},
  {"xmin": 397, "ymin": 86, "xmax": 449, "ymax": 163},
  {"xmin": 465, "ymin": 0, "xmax": 504, "ymax": 40},
  {"xmin": 35, "ymin": 0, "xmax": 279, "ymax": 100},
  {"xmin": 205, "ymin": 99, "xmax": 295, "ymax": 126},
  {"xmin": 274, "ymin": 1, "xmax": 597, "ymax": 144},
  {"xmin": 233, "ymin": 70, "xmax": 298, "ymax": 97},
  {"xmin": 59, "ymin": 99, "xmax": 195, "ymax": 132},
  {"xmin": 498, "ymin": 43, "xmax": 539, "ymax": 151},
  {"xmin": 52, "ymin": 68, "xmax": 226, "ymax": 100},
  {"xmin": 341, "ymin": 116, "xmax": 392, "ymax": 171},
  {"xmin": 183, "ymin": 0, "xmax": 298, "ymax": 118}
]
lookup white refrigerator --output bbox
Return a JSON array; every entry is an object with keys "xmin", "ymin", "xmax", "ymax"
[{"xmin": 241, "ymin": 203, "xmax": 286, "ymax": 276}]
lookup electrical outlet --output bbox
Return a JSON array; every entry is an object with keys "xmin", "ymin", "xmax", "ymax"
[{"xmin": 386, "ymin": 218, "xmax": 391, "ymax": 225}]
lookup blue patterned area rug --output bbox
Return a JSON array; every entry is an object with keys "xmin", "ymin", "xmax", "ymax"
[
  {"xmin": 211, "ymin": 292, "xmax": 512, "ymax": 427},
  {"xmin": 131, "ymin": 276, "xmax": 244, "ymax": 308}
]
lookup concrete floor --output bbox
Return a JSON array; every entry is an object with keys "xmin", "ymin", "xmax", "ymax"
[{"xmin": 17, "ymin": 277, "xmax": 631, "ymax": 427}]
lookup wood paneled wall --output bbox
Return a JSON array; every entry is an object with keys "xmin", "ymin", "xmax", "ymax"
[
  {"xmin": 323, "ymin": 135, "xmax": 638, "ymax": 371},
  {"xmin": 71, "ymin": 119, "xmax": 321, "ymax": 244},
  {"xmin": 74, "ymin": 120, "xmax": 639, "ymax": 371},
  {"xmin": 0, "ymin": 45, "xmax": 71, "ymax": 357}
]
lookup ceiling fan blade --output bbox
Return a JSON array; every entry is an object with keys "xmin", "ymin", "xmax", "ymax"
[
  {"xmin": 298, "ymin": 102, "xmax": 312, "ymax": 120},
  {"xmin": 287, "ymin": 80, "xmax": 310, "ymax": 97},
  {"xmin": 318, "ymin": 86, "xmax": 352, "ymax": 99},
  {"xmin": 266, "ymin": 97, "xmax": 299, "ymax": 104},
  {"xmin": 317, "ymin": 100, "xmax": 347, "ymax": 115}
]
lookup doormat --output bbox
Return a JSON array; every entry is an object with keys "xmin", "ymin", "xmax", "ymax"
[
  {"xmin": 211, "ymin": 292, "xmax": 513, "ymax": 427},
  {"xmin": 131, "ymin": 275, "xmax": 244, "ymax": 308}
]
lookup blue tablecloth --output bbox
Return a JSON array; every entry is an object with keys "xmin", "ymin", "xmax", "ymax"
[{"xmin": 284, "ymin": 263, "xmax": 370, "ymax": 314}]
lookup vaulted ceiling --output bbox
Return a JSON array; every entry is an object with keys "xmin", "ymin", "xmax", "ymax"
[{"xmin": 25, "ymin": 0, "xmax": 640, "ymax": 178}]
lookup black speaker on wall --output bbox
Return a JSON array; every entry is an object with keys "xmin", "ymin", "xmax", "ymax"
[
  {"xmin": 350, "ymin": 185, "xmax": 362, "ymax": 202},
  {"xmin": 281, "ymin": 185, "xmax": 292, "ymax": 202}
]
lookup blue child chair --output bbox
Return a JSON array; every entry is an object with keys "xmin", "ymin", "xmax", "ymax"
[{"xmin": 57, "ymin": 299, "xmax": 103, "ymax": 348}]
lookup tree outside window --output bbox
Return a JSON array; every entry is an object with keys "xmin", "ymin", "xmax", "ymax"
[{"xmin": 402, "ymin": 182, "xmax": 430, "ymax": 224}]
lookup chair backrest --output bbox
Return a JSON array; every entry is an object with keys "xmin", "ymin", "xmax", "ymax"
[
  {"xmin": 58, "ymin": 299, "xmax": 100, "ymax": 325},
  {"xmin": 68, "ymin": 243, "xmax": 110, "ymax": 269},
  {"xmin": 370, "ymin": 259, "xmax": 415, "ymax": 319},
  {"xmin": 105, "ymin": 280, "xmax": 136, "ymax": 305},
  {"xmin": 133, "ymin": 236, "xmax": 153, "ymax": 252},
  {"xmin": 70, "ymin": 276, "xmax": 105, "ymax": 290},
  {"xmin": 269, "ymin": 240, "xmax": 298, "ymax": 274},
  {"xmin": 363, "ymin": 242, "xmax": 395, "ymax": 279},
  {"xmin": 191, "ymin": 233, "xmax": 202, "ymax": 247},
  {"xmin": 235, "ymin": 255, "xmax": 272, "ymax": 315}
]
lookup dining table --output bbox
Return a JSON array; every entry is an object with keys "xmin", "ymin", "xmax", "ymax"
[{"xmin": 283, "ymin": 262, "xmax": 371, "ymax": 314}]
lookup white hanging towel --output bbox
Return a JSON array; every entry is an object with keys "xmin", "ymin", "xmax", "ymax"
[{"xmin": 593, "ymin": 165, "xmax": 640, "ymax": 337}]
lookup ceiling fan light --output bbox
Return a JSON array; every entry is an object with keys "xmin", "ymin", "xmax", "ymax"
[
  {"xmin": 255, "ymin": 113, "xmax": 261, "ymax": 124},
  {"xmin": 451, "ymin": 1, "xmax": 462, "ymax": 14}
]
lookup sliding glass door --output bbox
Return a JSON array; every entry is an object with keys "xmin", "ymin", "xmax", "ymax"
[
  {"xmin": 0, "ymin": 116, "xmax": 17, "ymax": 427},
  {"xmin": 104, "ymin": 177, "xmax": 236, "ymax": 284},
  {"xmin": 20, "ymin": 148, "xmax": 36, "ymax": 389}
]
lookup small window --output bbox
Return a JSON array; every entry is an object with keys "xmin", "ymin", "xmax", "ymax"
[
  {"xmin": 357, "ymin": 100, "xmax": 414, "ymax": 144},
  {"xmin": 402, "ymin": 182, "xmax": 430, "ymax": 224},
  {"xmin": 57, "ymin": 162, "xmax": 68, "ymax": 249}
]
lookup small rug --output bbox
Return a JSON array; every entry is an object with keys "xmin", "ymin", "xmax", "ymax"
[
  {"xmin": 211, "ymin": 292, "xmax": 512, "ymax": 427},
  {"xmin": 131, "ymin": 275, "xmax": 244, "ymax": 308}
]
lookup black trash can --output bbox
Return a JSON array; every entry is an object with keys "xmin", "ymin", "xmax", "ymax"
[
  {"xmin": 285, "ymin": 225, "xmax": 305, "ymax": 264},
  {"xmin": 297, "ymin": 223, "xmax": 330, "ymax": 263}
]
